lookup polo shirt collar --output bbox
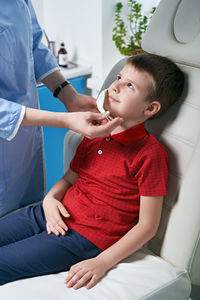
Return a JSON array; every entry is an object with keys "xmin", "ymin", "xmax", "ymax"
[{"xmin": 109, "ymin": 122, "xmax": 147, "ymax": 146}]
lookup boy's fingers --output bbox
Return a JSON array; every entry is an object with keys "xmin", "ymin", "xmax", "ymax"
[
  {"xmin": 58, "ymin": 203, "xmax": 70, "ymax": 218},
  {"xmin": 56, "ymin": 226, "xmax": 66, "ymax": 236},
  {"xmin": 57, "ymin": 219, "xmax": 68, "ymax": 232},
  {"xmin": 52, "ymin": 225, "xmax": 65, "ymax": 236},
  {"xmin": 47, "ymin": 219, "xmax": 67, "ymax": 235},
  {"xmin": 46, "ymin": 224, "xmax": 52, "ymax": 234},
  {"xmin": 73, "ymin": 272, "xmax": 92, "ymax": 289},
  {"xmin": 54, "ymin": 223, "xmax": 66, "ymax": 235},
  {"xmin": 52, "ymin": 228, "xmax": 59, "ymax": 236},
  {"xmin": 52, "ymin": 217, "xmax": 68, "ymax": 233},
  {"xmin": 65, "ymin": 265, "xmax": 80, "ymax": 283},
  {"xmin": 86, "ymin": 275, "xmax": 98, "ymax": 289}
]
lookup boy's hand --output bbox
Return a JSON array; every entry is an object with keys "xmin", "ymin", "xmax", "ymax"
[
  {"xmin": 64, "ymin": 257, "xmax": 108, "ymax": 290},
  {"xmin": 43, "ymin": 197, "xmax": 70, "ymax": 236}
]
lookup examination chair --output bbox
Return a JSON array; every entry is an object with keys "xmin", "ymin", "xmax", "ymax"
[{"xmin": 1, "ymin": 0, "xmax": 199, "ymax": 299}]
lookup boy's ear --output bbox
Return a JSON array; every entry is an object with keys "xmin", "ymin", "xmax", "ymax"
[{"xmin": 144, "ymin": 101, "xmax": 161, "ymax": 118}]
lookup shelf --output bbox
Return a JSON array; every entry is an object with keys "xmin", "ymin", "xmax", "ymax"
[
  {"xmin": 37, "ymin": 62, "xmax": 92, "ymax": 87},
  {"xmin": 59, "ymin": 62, "xmax": 92, "ymax": 80}
]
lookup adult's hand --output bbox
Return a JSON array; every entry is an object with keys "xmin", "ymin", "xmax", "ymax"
[
  {"xmin": 66, "ymin": 93, "xmax": 98, "ymax": 113},
  {"xmin": 66, "ymin": 111, "xmax": 122, "ymax": 138},
  {"xmin": 41, "ymin": 70, "xmax": 98, "ymax": 112},
  {"xmin": 21, "ymin": 107, "xmax": 122, "ymax": 138}
]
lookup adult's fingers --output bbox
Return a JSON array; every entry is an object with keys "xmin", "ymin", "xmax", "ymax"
[{"xmin": 87, "ymin": 116, "xmax": 123, "ymax": 138}]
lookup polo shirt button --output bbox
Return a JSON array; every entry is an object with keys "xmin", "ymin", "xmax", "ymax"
[{"xmin": 98, "ymin": 150, "xmax": 103, "ymax": 155}]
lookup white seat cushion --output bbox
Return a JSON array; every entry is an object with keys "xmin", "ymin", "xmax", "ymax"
[{"xmin": 0, "ymin": 248, "xmax": 191, "ymax": 300}]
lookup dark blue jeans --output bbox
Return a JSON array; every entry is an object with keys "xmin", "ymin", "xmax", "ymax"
[{"xmin": 0, "ymin": 203, "xmax": 101, "ymax": 285}]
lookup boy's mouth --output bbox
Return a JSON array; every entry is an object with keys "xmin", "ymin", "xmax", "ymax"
[{"xmin": 108, "ymin": 95, "xmax": 120, "ymax": 103}]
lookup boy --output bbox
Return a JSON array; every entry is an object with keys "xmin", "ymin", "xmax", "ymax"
[{"xmin": 0, "ymin": 54, "xmax": 184, "ymax": 288}]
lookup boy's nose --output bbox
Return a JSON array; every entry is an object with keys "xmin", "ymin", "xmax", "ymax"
[{"xmin": 112, "ymin": 82, "xmax": 120, "ymax": 93}]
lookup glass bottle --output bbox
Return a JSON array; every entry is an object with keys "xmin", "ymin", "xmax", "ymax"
[{"xmin": 58, "ymin": 42, "xmax": 68, "ymax": 67}]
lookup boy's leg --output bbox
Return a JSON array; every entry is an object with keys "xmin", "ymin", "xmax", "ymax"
[
  {"xmin": 0, "ymin": 228, "xmax": 101, "ymax": 285},
  {"xmin": 0, "ymin": 203, "xmax": 46, "ymax": 247}
]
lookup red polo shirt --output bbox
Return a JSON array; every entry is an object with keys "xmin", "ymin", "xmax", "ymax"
[{"xmin": 62, "ymin": 123, "xmax": 169, "ymax": 250}]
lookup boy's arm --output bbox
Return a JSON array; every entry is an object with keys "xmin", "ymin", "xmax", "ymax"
[
  {"xmin": 65, "ymin": 195, "xmax": 163, "ymax": 289},
  {"xmin": 97, "ymin": 195, "xmax": 163, "ymax": 267},
  {"xmin": 43, "ymin": 168, "xmax": 79, "ymax": 236}
]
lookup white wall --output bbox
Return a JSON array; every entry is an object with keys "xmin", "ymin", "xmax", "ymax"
[
  {"xmin": 42, "ymin": 0, "xmax": 104, "ymax": 75},
  {"xmin": 32, "ymin": 0, "xmax": 44, "ymax": 28},
  {"xmin": 32, "ymin": 0, "xmax": 160, "ymax": 95}
]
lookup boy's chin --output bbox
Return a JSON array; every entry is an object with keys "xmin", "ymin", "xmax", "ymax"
[
  {"xmin": 106, "ymin": 109, "xmax": 118, "ymax": 120},
  {"xmin": 103, "ymin": 102, "xmax": 118, "ymax": 119}
]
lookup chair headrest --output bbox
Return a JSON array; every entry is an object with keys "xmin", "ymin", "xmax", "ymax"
[{"xmin": 142, "ymin": 0, "xmax": 200, "ymax": 68}]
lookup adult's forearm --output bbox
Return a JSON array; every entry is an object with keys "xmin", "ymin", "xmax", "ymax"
[
  {"xmin": 41, "ymin": 70, "xmax": 66, "ymax": 92},
  {"xmin": 21, "ymin": 107, "xmax": 67, "ymax": 128},
  {"xmin": 41, "ymin": 70, "xmax": 78, "ymax": 109}
]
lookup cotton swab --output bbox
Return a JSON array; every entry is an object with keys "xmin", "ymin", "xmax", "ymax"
[{"xmin": 96, "ymin": 89, "xmax": 113, "ymax": 121}]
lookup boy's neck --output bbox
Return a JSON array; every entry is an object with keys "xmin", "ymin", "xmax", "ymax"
[{"xmin": 110, "ymin": 120, "xmax": 145, "ymax": 135}]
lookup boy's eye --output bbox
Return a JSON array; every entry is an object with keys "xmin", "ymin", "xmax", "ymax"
[
  {"xmin": 116, "ymin": 75, "xmax": 121, "ymax": 80},
  {"xmin": 127, "ymin": 83, "xmax": 133, "ymax": 89}
]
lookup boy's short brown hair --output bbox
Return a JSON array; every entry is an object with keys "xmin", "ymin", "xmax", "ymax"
[{"xmin": 126, "ymin": 53, "xmax": 185, "ymax": 119}]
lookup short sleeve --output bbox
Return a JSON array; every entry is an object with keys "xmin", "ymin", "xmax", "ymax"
[
  {"xmin": 135, "ymin": 142, "xmax": 169, "ymax": 196},
  {"xmin": 70, "ymin": 137, "xmax": 88, "ymax": 174},
  {"xmin": 0, "ymin": 98, "xmax": 25, "ymax": 140},
  {"xmin": 25, "ymin": 0, "xmax": 59, "ymax": 82}
]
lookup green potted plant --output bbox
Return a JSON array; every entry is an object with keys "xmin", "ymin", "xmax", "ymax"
[{"xmin": 112, "ymin": 0, "xmax": 156, "ymax": 56}]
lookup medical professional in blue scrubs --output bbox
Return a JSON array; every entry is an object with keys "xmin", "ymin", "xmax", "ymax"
[{"xmin": 0, "ymin": 0, "xmax": 121, "ymax": 217}]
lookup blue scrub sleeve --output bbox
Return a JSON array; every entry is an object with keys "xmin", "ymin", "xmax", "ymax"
[
  {"xmin": 0, "ymin": 98, "xmax": 25, "ymax": 140},
  {"xmin": 25, "ymin": 0, "xmax": 59, "ymax": 82}
]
